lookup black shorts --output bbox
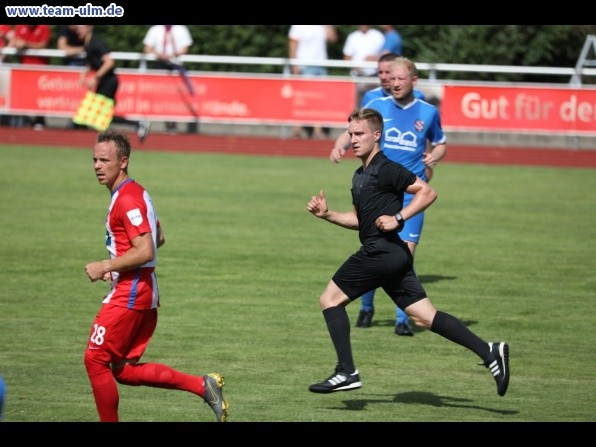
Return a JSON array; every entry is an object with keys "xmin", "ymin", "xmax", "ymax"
[
  {"xmin": 96, "ymin": 74, "xmax": 118, "ymax": 100},
  {"xmin": 332, "ymin": 237, "xmax": 427, "ymax": 310}
]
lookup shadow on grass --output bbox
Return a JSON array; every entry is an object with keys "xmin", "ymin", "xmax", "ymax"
[
  {"xmin": 373, "ymin": 319, "xmax": 478, "ymax": 330},
  {"xmin": 418, "ymin": 274, "xmax": 457, "ymax": 284},
  {"xmin": 328, "ymin": 391, "xmax": 518, "ymax": 415}
]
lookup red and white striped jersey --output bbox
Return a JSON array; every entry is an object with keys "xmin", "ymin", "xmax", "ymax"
[{"xmin": 102, "ymin": 179, "xmax": 160, "ymax": 310}]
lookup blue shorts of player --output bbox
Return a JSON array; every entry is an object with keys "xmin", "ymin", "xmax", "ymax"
[
  {"xmin": 332, "ymin": 236, "xmax": 427, "ymax": 311},
  {"xmin": 398, "ymin": 193, "xmax": 424, "ymax": 246},
  {"xmin": 360, "ymin": 193, "xmax": 425, "ymax": 324}
]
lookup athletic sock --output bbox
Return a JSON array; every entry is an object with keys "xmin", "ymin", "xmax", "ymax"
[
  {"xmin": 359, "ymin": 290, "xmax": 375, "ymax": 312},
  {"xmin": 114, "ymin": 362, "xmax": 203, "ymax": 395},
  {"xmin": 84, "ymin": 355, "xmax": 120, "ymax": 422},
  {"xmin": 323, "ymin": 306, "xmax": 355, "ymax": 373},
  {"xmin": 430, "ymin": 310, "xmax": 491, "ymax": 361}
]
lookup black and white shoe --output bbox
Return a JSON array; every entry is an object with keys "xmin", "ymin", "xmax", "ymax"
[
  {"xmin": 484, "ymin": 342, "xmax": 509, "ymax": 397},
  {"xmin": 309, "ymin": 365, "xmax": 362, "ymax": 393}
]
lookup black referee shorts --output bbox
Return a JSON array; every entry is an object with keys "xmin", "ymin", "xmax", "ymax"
[{"xmin": 332, "ymin": 237, "xmax": 427, "ymax": 311}]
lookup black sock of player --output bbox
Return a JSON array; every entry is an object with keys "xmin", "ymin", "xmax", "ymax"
[
  {"xmin": 323, "ymin": 306, "xmax": 355, "ymax": 373},
  {"xmin": 430, "ymin": 310, "xmax": 491, "ymax": 361}
]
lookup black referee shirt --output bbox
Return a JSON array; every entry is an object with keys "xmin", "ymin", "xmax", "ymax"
[{"xmin": 351, "ymin": 151, "xmax": 416, "ymax": 245}]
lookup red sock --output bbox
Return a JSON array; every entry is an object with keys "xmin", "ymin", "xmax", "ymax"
[
  {"xmin": 114, "ymin": 362, "xmax": 205, "ymax": 396},
  {"xmin": 84, "ymin": 355, "xmax": 119, "ymax": 422}
]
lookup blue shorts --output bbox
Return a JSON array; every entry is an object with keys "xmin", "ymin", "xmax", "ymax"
[{"xmin": 399, "ymin": 193, "xmax": 424, "ymax": 244}]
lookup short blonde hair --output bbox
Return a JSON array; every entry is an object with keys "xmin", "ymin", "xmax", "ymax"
[
  {"xmin": 348, "ymin": 108, "xmax": 384, "ymax": 134},
  {"xmin": 390, "ymin": 57, "xmax": 419, "ymax": 78}
]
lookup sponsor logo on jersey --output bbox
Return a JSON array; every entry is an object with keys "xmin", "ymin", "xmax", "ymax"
[
  {"xmin": 126, "ymin": 208, "xmax": 143, "ymax": 226},
  {"xmin": 384, "ymin": 127, "xmax": 417, "ymax": 151}
]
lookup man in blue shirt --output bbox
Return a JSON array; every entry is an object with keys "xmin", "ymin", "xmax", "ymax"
[
  {"xmin": 330, "ymin": 57, "xmax": 447, "ymax": 336},
  {"xmin": 362, "ymin": 53, "xmax": 426, "ymax": 105}
]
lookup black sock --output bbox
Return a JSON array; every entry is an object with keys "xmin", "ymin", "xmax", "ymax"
[
  {"xmin": 430, "ymin": 310, "xmax": 491, "ymax": 362},
  {"xmin": 322, "ymin": 306, "xmax": 355, "ymax": 373}
]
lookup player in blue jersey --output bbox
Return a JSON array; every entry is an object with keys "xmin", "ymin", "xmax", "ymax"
[
  {"xmin": 330, "ymin": 57, "xmax": 447, "ymax": 336},
  {"xmin": 357, "ymin": 53, "xmax": 428, "ymax": 335}
]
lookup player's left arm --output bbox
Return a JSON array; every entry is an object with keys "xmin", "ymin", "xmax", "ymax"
[
  {"xmin": 402, "ymin": 177, "xmax": 438, "ymax": 219},
  {"xmin": 422, "ymin": 109, "xmax": 448, "ymax": 177},
  {"xmin": 85, "ymin": 232, "xmax": 155, "ymax": 282},
  {"xmin": 376, "ymin": 177, "xmax": 437, "ymax": 232},
  {"xmin": 423, "ymin": 142, "xmax": 447, "ymax": 169}
]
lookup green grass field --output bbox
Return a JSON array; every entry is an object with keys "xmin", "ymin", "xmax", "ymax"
[{"xmin": 0, "ymin": 144, "xmax": 595, "ymax": 422}]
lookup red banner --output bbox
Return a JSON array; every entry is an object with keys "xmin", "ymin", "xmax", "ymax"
[
  {"xmin": 442, "ymin": 84, "xmax": 596, "ymax": 135},
  {"xmin": 3, "ymin": 67, "xmax": 596, "ymax": 136},
  {"xmin": 5, "ymin": 67, "xmax": 356, "ymax": 126}
]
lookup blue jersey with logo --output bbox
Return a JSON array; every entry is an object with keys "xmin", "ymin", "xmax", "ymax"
[{"xmin": 362, "ymin": 95, "xmax": 445, "ymax": 180}]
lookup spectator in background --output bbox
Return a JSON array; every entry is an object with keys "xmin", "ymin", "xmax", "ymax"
[
  {"xmin": 74, "ymin": 25, "xmax": 150, "ymax": 142},
  {"xmin": 7, "ymin": 25, "xmax": 51, "ymax": 129},
  {"xmin": 8, "ymin": 24, "xmax": 51, "ymax": 65},
  {"xmin": 57, "ymin": 25, "xmax": 86, "ymax": 67},
  {"xmin": 342, "ymin": 25, "xmax": 385, "ymax": 106},
  {"xmin": 143, "ymin": 25, "xmax": 194, "ymax": 134},
  {"xmin": 380, "ymin": 25, "xmax": 403, "ymax": 56},
  {"xmin": 58, "ymin": 25, "xmax": 87, "ymax": 129},
  {"xmin": 0, "ymin": 26, "xmax": 13, "ymax": 127},
  {"xmin": 288, "ymin": 25, "xmax": 337, "ymax": 139},
  {"xmin": 0, "ymin": 25, "xmax": 13, "ymax": 63}
]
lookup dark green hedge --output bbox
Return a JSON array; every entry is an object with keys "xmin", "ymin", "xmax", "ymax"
[{"xmin": 42, "ymin": 25, "xmax": 596, "ymax": 83}]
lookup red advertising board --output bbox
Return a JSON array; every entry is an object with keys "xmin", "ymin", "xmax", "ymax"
[
  {"xmin": 6, "ymin": 67, "xmax": 356, "ymax": 125},
  {"xmin": 4, "ymin": 67, "xmax": 596, "ymax": 136},
  {"xmin": 442, "ymin": 84, "xmax": 596, "ymax": 135}
]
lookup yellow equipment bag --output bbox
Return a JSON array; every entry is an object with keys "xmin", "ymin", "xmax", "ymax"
[{"xmin": 73, "ymin": 91, "xmax": 114, "ymax": 131}]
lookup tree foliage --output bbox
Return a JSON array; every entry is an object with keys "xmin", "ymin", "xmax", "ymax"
[{"xmin": 46, "ymin": 25, "xmax": 596, "ymax": 83}]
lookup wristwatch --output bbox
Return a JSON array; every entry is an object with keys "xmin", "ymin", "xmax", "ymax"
[{"xmin": 394, "ymin": 212, "xmax": 405, "ymax": 230}]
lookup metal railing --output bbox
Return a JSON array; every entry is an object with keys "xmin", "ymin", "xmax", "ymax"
[{"xmin": 2, "ymin": 47, "xmax": 596, "ymax": 84}]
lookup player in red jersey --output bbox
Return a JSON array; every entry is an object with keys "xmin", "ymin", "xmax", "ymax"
[{"xmin": 83, "ymin": 129, "xmax": 228, "ymax": 422}]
